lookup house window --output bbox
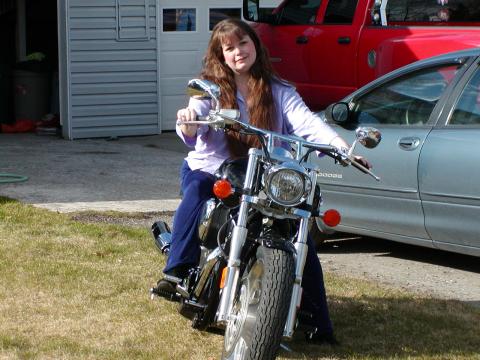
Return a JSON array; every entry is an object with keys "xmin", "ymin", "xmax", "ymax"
[
  {"xmin": 163, "ymin": 8, "xmax": 196, "ymax": 32},
  {"xmin": 209, "ymin": 8, "xmax": 241, "ymax": 30}
]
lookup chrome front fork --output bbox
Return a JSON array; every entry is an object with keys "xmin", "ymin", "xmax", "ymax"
[
  {"xmin": 283, "ymin": 214, "xmax": 309, "ymax": 339},
  {"xmin": 216, "ymin": 150, "xmax": 259, "ymax": 323},
  {"xmin": 284, "ymin": 170, "xmax": 318, "ymax": 339},
  {"xmin": 216, "ymin": 151, "xmax": 318, "ymax": 339}
]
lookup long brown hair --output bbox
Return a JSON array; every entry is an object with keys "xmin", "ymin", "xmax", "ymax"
[{"xmin": 200, "ymin": 19, "xmax": 277, "ymax": 157}]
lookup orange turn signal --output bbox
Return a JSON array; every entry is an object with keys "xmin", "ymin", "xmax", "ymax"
[
  {"xmin": 213, "ymin": 179, "xmax": 233, "ymax": 199},
  {"xmin": 220, "ymin": 267, "xmax": 228, "ymax": 289},
  {"xmin": 322, "ymin": 209, "xmax": 341, "ymax": 227}
]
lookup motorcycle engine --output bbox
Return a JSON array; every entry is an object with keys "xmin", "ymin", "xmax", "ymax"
[{"xmin": 198, "ymin": 199, "xmax": 230, "ymax": 249}]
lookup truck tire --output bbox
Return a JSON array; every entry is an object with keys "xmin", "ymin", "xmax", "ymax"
[{"xmin": 221, "ymin": 245, "xmax": 294, "ymax": 360}]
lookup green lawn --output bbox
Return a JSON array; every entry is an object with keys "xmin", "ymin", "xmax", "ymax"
[{"xmin": 1, "ymin": 197, "xmax": 479, "ymax": 359}]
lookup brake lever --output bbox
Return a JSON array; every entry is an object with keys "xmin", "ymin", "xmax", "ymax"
[
  {"xmin": 334, "ymin": 148, "xmax": 380, "ymax": 181},
  {"xmin": 349, "ymin": 155, "xmax": 380, "ymax": 181}
]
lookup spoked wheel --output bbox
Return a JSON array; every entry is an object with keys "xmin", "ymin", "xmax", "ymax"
[{"xmin": 222, "ymin": 245, "xmax": 294, "ymax": 360}]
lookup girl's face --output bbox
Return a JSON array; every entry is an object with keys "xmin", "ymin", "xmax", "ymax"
[{"xmin": 221, "ymin": 34, "xmax": 257, "ymax": 76}]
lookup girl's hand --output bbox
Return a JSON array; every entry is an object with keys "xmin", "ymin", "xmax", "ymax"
[
  {"xmin": 177, "ymin": 108, "xmax": 198, "ymax": 137},
  {"xmin": 329, "ymin": 136, "xmax": 372, "ymax": 170},
  {"xmin": 353, "ymin": 155, "xmax": 372, "ymax": 170}
]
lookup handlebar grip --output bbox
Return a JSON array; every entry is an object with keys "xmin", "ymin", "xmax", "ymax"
[{"xmin": 196, "ymin": 115, "xmax": 208, "ymax": 121}]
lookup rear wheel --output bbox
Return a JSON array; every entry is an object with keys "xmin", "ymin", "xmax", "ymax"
[{"xmin": 221, "ymin": 245, "xmax": 294, "ymax": 360}]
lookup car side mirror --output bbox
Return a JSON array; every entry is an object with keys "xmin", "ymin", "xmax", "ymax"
[{"xmin": 325, "ymin": 102, "xmax": 350, "ymax": 124}]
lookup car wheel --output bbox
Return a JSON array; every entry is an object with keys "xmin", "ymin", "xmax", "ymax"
[
  {"xmin": 309, "ymin": 218, "xmax": 336, "ymax": 248},
  {"xmin": 310, "ymin": 218, "xmax": 351, "ymax": 249}
]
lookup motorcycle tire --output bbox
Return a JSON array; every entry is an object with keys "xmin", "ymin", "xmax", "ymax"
[{"xmin": 221, "ymin": 245, "xmax": 295, "ymax": 360}]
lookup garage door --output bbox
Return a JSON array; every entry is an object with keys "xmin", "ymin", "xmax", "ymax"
[{"xmin": 158, "ymin": 0, "xmax": 241, "ymax": 130}]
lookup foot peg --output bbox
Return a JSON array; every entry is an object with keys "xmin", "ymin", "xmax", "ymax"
[{"xmin": 150, "ymin": 279, "xmax": 180, "ymax": 302}]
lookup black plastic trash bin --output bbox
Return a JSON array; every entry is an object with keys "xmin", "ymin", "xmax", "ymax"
[
  {"xmin": 0, "ymin": 62, "xmax": 12, "ymax": 124},
  {"xmin": 13, "ymin": 69, "xmax": 50, "ymax": 121}
]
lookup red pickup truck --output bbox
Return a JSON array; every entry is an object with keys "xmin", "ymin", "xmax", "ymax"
[{"xmin": 243, "ymin": 0, "xmax": 480, "ymax": 110}]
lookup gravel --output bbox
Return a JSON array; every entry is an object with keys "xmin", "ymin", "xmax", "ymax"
[
  {"xmin": 318, "ymin": 236, "xmax": 480, "ymax": 308},
  {"xmin": 72, "ymin": 212, "xmax": 480, "ymax": 309}
]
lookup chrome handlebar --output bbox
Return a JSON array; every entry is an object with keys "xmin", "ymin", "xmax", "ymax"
[{"xmin": 177, "ymin": 109, "xmax": 380, "ymax": 181}]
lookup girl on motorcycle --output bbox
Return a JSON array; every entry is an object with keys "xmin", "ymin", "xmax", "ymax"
[{"xmin": 153, "ymin": 18, "xmax": 368, "ymax": 345}]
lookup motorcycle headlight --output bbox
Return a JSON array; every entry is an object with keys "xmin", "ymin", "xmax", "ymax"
[{"xmin": 264, "ymin": 164, "xmax": 311, "ymax": 206}]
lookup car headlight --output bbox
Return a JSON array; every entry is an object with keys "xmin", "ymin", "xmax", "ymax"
[{"xmin": 264, "ymin": 163, "xmax": 311, "ymax": 206}]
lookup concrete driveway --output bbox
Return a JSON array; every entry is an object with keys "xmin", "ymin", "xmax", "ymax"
[{"xmin": 0, "ymin": 132, "xmax": 187, "ymax": 213}]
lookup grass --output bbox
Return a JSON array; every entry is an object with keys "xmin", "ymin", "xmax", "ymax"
[{"xmin": 0, "ymin": 196, "xmax": 479, "ymax": 360}]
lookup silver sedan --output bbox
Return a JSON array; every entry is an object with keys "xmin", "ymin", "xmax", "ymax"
[{"xmin": 314, "ymin": 48, "xmax": 480, "ymax": 257}]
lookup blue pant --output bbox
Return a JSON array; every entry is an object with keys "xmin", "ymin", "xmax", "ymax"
[
  {"xmin": 164, "ymin": 161, "xmax": 215, "ymax": 273},
  {"xmin": 164, "ymin": 161, "xmax": 332, "ymax": 333},
  {"xmin": 301, "ymin": 236, "xmax": 333, "ymax": 333}
]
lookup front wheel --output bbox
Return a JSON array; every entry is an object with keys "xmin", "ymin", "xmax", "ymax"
[{"xmin": 222, "ymin": 245, "xmax": 295, "ymax": 360}]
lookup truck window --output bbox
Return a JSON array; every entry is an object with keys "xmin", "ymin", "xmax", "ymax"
[
  {"xmin": 276, "ymin": 0, "xmax": 322, "ymax": 25},
  {"xmin": 323, "ymin": 0, "xmax": 359, "ymax": 24},
  {"xmin": 386, "ymin": 0, "xmax": 480, "ymax": 23}
]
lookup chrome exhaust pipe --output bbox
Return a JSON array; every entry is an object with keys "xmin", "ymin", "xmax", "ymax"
[{"xmin": 151, "ymin": 221, "xmax": 172, "ymax": 255}]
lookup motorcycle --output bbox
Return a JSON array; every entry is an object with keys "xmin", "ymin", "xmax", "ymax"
[{"xmin": 150, "ymin": 79, "xmax": 381, "ymax": 359}]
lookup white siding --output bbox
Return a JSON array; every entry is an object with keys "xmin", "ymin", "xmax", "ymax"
[{"xmin": 67, "ymin": 0, "xmax": 159, "ymax": 139}]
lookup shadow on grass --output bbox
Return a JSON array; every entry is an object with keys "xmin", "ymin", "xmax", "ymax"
[
  {"xmin": 281, "ymin": 295, "xmax": 480, "ymax": 359},
  {"xmin": 0, "ymin": 196, "xmax": 18, "ymax": 205}
]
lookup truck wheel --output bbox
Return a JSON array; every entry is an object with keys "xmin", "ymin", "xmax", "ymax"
[{"xmin": 221, "ymin": 245, "xmax": 294, "ymax": 360}]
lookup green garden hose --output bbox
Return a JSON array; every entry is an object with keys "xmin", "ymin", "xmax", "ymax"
[{"xmin": 0, "ymin": 173, "xmax": 29, "ymax": 183}]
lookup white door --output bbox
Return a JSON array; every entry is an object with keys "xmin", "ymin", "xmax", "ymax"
[{"xmin": 158, "ymin": 0, "xmax": 242, "ymax": 130}]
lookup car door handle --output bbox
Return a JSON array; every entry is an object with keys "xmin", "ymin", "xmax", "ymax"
[
  {"xmin": 296, "ymin": 36, "xmax": 309, "ymax": 44},
  {"xmin": 398, "ymin": 137, "xmax": 421, "ymax": 150},
  {"xmin": 338, "ymin": 36, "xmax": 351, "ymax": 44}
]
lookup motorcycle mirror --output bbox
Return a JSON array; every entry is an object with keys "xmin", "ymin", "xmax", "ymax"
[
  {"xmin": 187, "ymin": 79, "xmax": 221, "ymax": 110},
  {"xmin": 355, "ymin": 127, "xmax": 381, "ymax": 149}
]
